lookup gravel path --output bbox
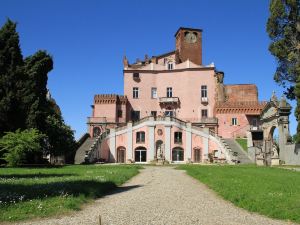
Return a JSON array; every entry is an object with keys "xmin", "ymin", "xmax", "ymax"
[{"xmin": 17, "ymin": 166, "xmax": 294, "ymax": 225}]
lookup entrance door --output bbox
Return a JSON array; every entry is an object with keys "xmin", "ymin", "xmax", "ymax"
[
  {"xmin": 194, "ymin": 148, "xmax": 201, "ymax": 162},
  {"xmin": 135, "ymin": 148, "xmax": 147, "ymax": 163},
  {"xmin": 172, "ymin": 148, "xmax": 184, "ymax": 162},
  {"xmin": 117, "ymin": 148, "xmax": 126, "ymax": 163}
]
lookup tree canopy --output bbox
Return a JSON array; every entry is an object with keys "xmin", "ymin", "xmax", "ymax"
[{"xmin": 267, "ymin": 0, "xmax": 300, "ymax": 99}]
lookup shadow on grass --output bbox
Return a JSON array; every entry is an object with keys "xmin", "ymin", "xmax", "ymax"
[
  {"xmin": 0, "ymin": 173, "xmax": 77, "ymax": 179},
  {"xmin": 0, "ymin": 180, "xmax": 142, "ymax": 204}
]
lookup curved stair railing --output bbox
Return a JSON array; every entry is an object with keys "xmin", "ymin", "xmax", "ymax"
[
  {"xmin": 86, "ymin": 130, "xmax": 110, "ymax": 163},
  {"xmin": 208, "ymin": 130, "xmax": 237, "ymax": 164}
]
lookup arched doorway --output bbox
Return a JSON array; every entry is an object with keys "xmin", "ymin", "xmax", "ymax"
[
  {"xmin": 172, "ymin": 147, "xmax": 184, "ymax": 162},
  {"xmin": 155, "ymin": 140, "xmax": 164, "ymax": 159},
  {"xmin": 194, "ymin": 148, "xmax": 202, "ymax": 163},
  {"xmin": 265, "ymin": 126, "xmax": 279, "ymax": 166},
  {"xmin": 117, "ymin": 147, "xmax": 126, "ymax": 163},
  {"xmin": 93, "ymin": 127, "xmax": 101, "ymax": 137},
  {"xmin": 135, "ymin": 147, "xmax": 147, "ymax": 163}
]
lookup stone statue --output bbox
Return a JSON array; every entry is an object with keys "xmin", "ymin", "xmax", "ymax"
[
  {"xmin": 157, "ymin": 146, "xmax": 162, "ymax": 159},
  {"xmin": 272, "ymin": 143, "xmax": 279, "ymax": 158}
]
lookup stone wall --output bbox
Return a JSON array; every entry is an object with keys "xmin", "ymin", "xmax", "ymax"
[{"xmin": 282, "ymin": 144, "xmax": 300, "ymax": 165}]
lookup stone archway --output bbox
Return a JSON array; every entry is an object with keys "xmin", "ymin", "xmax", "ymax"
[{"xmin": 260, "ymin": 93, "xmax": 292, "ymax": 165}]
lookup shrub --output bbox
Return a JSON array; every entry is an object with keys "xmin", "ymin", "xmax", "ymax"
[{"xmin": 0, "ymin": 129, "xmax": 46, "ymax": 166}]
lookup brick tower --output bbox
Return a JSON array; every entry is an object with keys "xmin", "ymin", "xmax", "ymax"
[{"xmin": 175, "ymin": 27, "xmax": 202, "ymax": 65}]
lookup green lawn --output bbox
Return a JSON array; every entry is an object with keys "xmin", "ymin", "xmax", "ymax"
[
  {"xmin": 236, "ymin": 138, "xmax": 248, "ymax": 151},
  {"xmin": 179, "ymin": 165, "xmax": 300, "ymax": 223},
  {"xmin": 0, "ymin": 165, "xmax": 141, "ymax": 222}
]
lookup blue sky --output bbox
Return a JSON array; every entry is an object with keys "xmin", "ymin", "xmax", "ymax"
[{"xmin": 0, "ymin": 0, "xmax": 296, "ymax": 139}]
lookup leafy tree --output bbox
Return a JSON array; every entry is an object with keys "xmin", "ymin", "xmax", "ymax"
[
  {"xmin": 44, "ymin": 115, "xmax": 77, "ymax": 163},
  {"xmin": 294, "ymin": 76, "xmax": 300, "ymax": 142},
  {"xmin": 0, "ymin": 19, "xmax": 77, "ymax": 164},
  {"xmin": 267, "ymin": 0, "xmax": 300, "ymax": 99},
  {"xmin": 0, "ymin": 129, "xmax": 46, "ymax": 166}
]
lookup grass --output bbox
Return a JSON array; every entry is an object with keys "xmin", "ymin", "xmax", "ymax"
[
  {"xmin": 236, "ymin": 138, "xmax": 248, "ymax": 151},
  {"xmin": 178, "ymin": 164, "xmax": 300, "ymax": 223},
  {"xmin": 0, "ymin": 164, "xmax": 141, "ymax": 222}
]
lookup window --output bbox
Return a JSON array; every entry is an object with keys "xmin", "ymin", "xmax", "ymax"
[
  {"xmin": 201, "ymin": 85, "xmax": 207, "ymax": 98},
  {"xmin": 133, "ymin": 72, "xmax": 140, "ymax": 80},
  {"xmin": 151, "ymin": 111, "xmax": 157, "ymax": 117},
  {"xmin": 151, "ymin": 87, "xmax": 157, "ymax": 98},
  {"xmin": 164, "ymin": 110, "xmax": 173, "ymax": 117},
  {"xmin": 174, "ymin": 132, "xmax": 182, "ymax": 144},
  {"xmin": 136, "ymin": 131, "xmax": 145, "ymax": 143},
  {"xmin": 131, "ymin": 110, "xmax": 140, "ymax": 121},
  {"xmin": 118, "ymin": 110, "xmax": 122, "ymax": 118},
  {"xmin": 201, "ymin": 109, "xmax": 208, "ymax": 118},
  {"xmin": 168, "ymin": 62, "xmax": 173, "ymax": 70},
  {"xmin": 167, "ymin": 87, "xmax": 172, "ymax": 98},
  {"xmin": 252, "ymin": 118, "xmax": 257, "ymax": 127},
  {"xmin": 133, "ymin": 87, "xmax": 139, "ymax": 99},
  {"xmin": 232, "ymin": 118, "xmax": 238, "ymax": 126}
]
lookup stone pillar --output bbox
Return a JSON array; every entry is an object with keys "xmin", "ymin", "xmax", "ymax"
[
  {"xmin": 164, "ymin": 124, "xmax": 172, "ymax": 161},
  {"xmin": 127, "ymin": 122, "xmax": 133, "ymax": 162},
  {"xmin": 185, "ymin": 123, "xmax": 192, "ymax": 162},
  {"xmin": 109, "ymin": 128, "xmax": 116, "ymax": 163},
  {"xmin": 203, "ymin": 128, "xmax": 209, "ymax": 161},
  {"xmin": 148, "ymin": 120, "xmax": 155, "ymax": 161},
  {"xmin": 246, "ymin": 131, "xmax": 252, "ymax": 148}
]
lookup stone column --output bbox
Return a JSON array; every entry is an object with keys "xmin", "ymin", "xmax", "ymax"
[
  {"xmin": 148, "ymin": 117, "xmax": 155, "ymax": 162},
  {"xmin": 109, "ymin": 128, "xmax": 116, "ymax": 163},
  {"xmin": 203, "ymin": 128, "xmax": 209, "ymax": 161},
  {"xmin": 164, "ymin": 124, "xmax": 172, "ymax": 161},
  {"xmin": 127, "ymin": 122, "xmax": 133, "ymax": 162},
  {"xmin": 185, "ymin": 123, "xmax": 192, "ymax": 162}
]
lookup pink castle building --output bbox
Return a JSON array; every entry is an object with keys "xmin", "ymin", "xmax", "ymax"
[{"xmin": 75, "ymin": 27, "xmax": 266, "ymax": 164}]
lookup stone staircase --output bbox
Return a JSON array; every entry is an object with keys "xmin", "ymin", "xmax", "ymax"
[
  {"xmin": 224, "ymin": 139, "xmax": 254, "ymax": 164},
  {"xmin": 74, "ymin": 137, "xmax": 97, "ymax": 164}
]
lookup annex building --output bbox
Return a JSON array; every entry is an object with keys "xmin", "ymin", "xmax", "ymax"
[{"xmin": 75, "ymin": 27, "xmax": 267, "ymax": 164}]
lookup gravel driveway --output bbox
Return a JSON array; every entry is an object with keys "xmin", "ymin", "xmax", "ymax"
[{"xmin": 17, "ymin": 166, "xmax": 294, "ymax": 225}]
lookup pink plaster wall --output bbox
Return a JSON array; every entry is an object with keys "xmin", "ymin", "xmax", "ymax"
[
  {"xmin": 209, "ymin": 139, "xmax": 219, "ymax": 154},
  {"xmin": 99, "ymin": 138, "xmax": 110, "ymax": 161},
  {"xmin": 94, "ymin": 104, "xmax": 117, "ymax": 122},
  {"xmin": 217, "ymin": 113, "xmax": 249, "ymax": 138},
  {"xmin": 124, "ymin": 69, "xmax": 215, "ymax": 122}
]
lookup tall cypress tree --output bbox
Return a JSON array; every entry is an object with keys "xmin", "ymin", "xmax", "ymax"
[
  {"xmin": 0, "ymin": 19, "xmax": 25, "ymax": 135},
  {"xmin": 22, "ymin": 51, "xmax": 53, "ymax": 131}
]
